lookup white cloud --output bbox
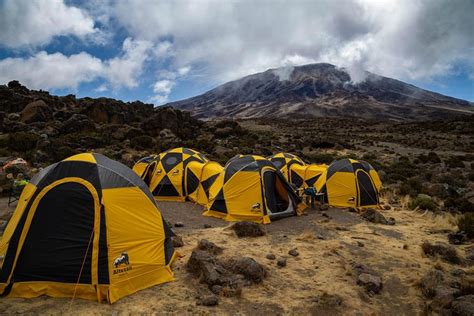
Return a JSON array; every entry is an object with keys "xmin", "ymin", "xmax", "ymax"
[
  {"xmin": 0, "ymin": 38, "xmax": 153, "ymax": 90},
  {"xmin": 109, "ymin": 0, "xmax": 474, "ymax": 85},
  {"xmin": 0, "ymin": 0, "xmax": 96, "ymax": 48},
  {"xmin": 0, "ymin": 52, "xmax": 103, "ymax": 90},
  {"xmin": 153, "ymin": 80, "xmax": 175, "ymax": 95},
  {"xmin": 104, "ymin": 38, "xmax": 154, "ymax": 89}
]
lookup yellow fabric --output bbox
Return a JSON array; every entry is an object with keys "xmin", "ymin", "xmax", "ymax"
[
  {"xmin": 63, "ymin": 153, "xmax": 96, "ymax": 163},
  {"xmin": 302, "ymin": 164, "xmax": 327, "ymax": 187},
  {"xmin": 7, "ymin": 282, "xmax": 109, "ymax": 302},
  {"xmin": 132, "ymin": 162, "xmax": 149, "ymax": 178},
  {"xmin": 205, "ymin": 157, "xmax": 304, "ymax": 224},
  {"xmin": 0, "ymin": 183, "xmax": 36, "ymax": 265},
  {"xmin": 187, "ymin": 161, "xmax": 224, "ymax": 206},
  {"xmin": 314, "ymin": 159, "xmax": 381, "ymax": 208},
  {"xmin": 1, "ymin": 171, "xmax": 175, "ymax": 304},
  {"xmin": 103, "ymin": 187, "xmax": 174, "ymax": 303}
]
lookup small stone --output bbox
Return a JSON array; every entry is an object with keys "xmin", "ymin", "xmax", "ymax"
[
  {"xmin": 403, "ymin": 244, "xmax": 409, "ymax": 250},
  {"xmin": 266, "ymin": 254, "xmax": 276, "ymax": 260},
  {"xmin": 357, "ymin": 273, "xmax": 383, "ymax": 294},
  {"xmin": 200, "ymin": 295, "xmax": 219, "ymax": 306},
  {"xmin": 320, "ymin": 204, "xmax": 329, "ymax": 211},
  {"xmin": 174, "ymin": 222, "xmax": 184, "ymax": 227},
  {"xmin": 357, "ymin": 241, "xmax": 365, "ymax": 247},
  {"xmin": 383, "ymin": 205, "xmax": 391, "ymax": 210},
  {"xmin": 204, "ymin": 224, "xmax": 212, "ymax": 229},
  {"xmin": 316, "ymin": 234, "xmax": 326, "ymax": 240},
  {"xmin": 172, "ymin": 236, "xmax": 184, "ymax": 247},
  {"xmin": 277, "ymin": 257, "xmax": 287, "ymax": 267},
  {"xmin": 288, "ymin": 248, "xmax": 299, "ymax": 257},
  {"xmin": 322, "ymin": 211, "xmax": 329, "ymax": 218}
]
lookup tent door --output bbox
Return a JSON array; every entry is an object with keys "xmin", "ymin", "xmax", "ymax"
[
  {"xmin": 262, "ymin": 169, "xmax": 295, "ymax": 220},
  {"xmin": 12, "ymin": 181, "xmax": 100, "ymax": 285},
  {"xmin": 355, "ymin": 170, "xmax": 378, "ymax": 207}
]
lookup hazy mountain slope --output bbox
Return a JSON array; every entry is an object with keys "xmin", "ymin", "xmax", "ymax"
[{"xmin": 168, "ymin": 63, "xmax": 473, "ymax": 121}]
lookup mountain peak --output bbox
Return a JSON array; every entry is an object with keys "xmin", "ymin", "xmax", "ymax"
[{"xmin": 167, "ymin": 63, "xmax": 472, "ymax": 121}]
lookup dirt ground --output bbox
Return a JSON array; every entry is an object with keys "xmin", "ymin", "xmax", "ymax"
[{"xmin": 0, "ymin": 197, "xmax": 472, "ymax": 315}]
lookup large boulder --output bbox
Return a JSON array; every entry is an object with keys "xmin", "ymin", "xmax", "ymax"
[{"xmin": 20, "ymin": 100, "xmax": 52, "ymax": 123}]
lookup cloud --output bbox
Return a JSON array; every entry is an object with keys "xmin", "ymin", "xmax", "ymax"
[
  {"xmin": 151, "ymin": 66, "xmax": 191, "ymax": 104},
  {"xmin": 104, "ymin": 38, "xmax": 154, "ymax": 89},
  {"xmin": 0, "ymin": 38, "xmax": 153, "ymax": 90},
  {"xmin": 0, "ymin": 0, "xmax": 96, "ymax": 48},
  {"xmin": 109, "ymin": 0, "xmax": 474, "ymax": 85},
  {"xmin": 153, "ymin": 80, "xmax": 175, "ymax": 95}
]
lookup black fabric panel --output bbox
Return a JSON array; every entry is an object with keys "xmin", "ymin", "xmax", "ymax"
[
  {"xmin": 137, "ymin": 156, "xmax": 156, "ymax": 164},
  {"xmin": 352, "ymin": 162, "xmax": 369, "ymax": 173},
  {"xmin": 182, "ymin": 148, "xmax": 196, "ymax": 155},
  {"xmin": 326, "ymin": 159, "xmax": 353, "ymax": 179},
  {"xmin": 210, "ymin": 189, "xmax": 227, "ymax": 213},
  {"xmin": 153, "ymin": 175, "xmax": 180, "ymax": 196},
  {"xmin": 183, "ymin": 156, "xmax": 204, "ymax": 167},
  {"xmin": 14, "ymin": 182, "xmax": 95, "ymax": 283},
  {"xmin": 270, "ymin": 158, "xmax": 286, "ymax": 170},
  {"xmin": 98, "ymin": 205, "xmax": 109, "ymax": 284},
  {"xmin": 163, "ymin": 237, "xmax": 175, "ymax": 265},
  {"xmin": 305, "ymin": 174, "xmax": 321, "ymax": 187},
  {"xmin": 356, "ymin": 171, "xmax": 378, "ymax": 206},
  {"xmin": 161, "ymin": 153, "xmax": 182, "ymax": 173},
  {"xmin": 201, "ymin": 174, "xmax": 219, "ymax": 198},
  {"xmin": 262, "ymin": 171, "xmax": 278, "ymax": 214},
  {"xmin": 0, "ymin": 189, "xmax": 40, "ymax": 284},
  {"xmin": 143, "ymin": 162, "xmax": 156, "ymax": 185},
  {"xmin": 94, "ymin": 153, "xmax": 156, "ymax": 206},
  {"xmin": 35, "ymin": 161, "xmax": 101, "ymax": 199},
  {"xmin": 186, "ymin": 169, "xmax": 200, "ymax": 195},
  {"xmin": 224, "ymin": 156, "xmax": 256, "ymax": 183},
  {"xmin": 29, "ymin": 162, "xmax": 59, "ymax": 186},
  {"xmin": 358, "ymin": 160, "xmax": 373, "ymax": 171},
  {"xmin": 290, "ymin": 170, "xmax": 304, "ymax": 188}
]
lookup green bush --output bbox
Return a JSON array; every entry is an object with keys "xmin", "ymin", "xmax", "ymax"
[
  {"xmin": 457, "ymin": 213, "xmax": 474, "ymax": 238},
  {"xmin": 409, "ymin": 196, "xmax": 437, "ymax": 211},
  {"xmin": 8, "ymin": 132, "xmax": 39, "ymax": 152}
]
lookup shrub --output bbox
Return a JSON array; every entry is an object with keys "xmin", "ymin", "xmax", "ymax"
[
  {"xmin": 304, "ymin": 152, "xmax": 337, "ymax": 164},
  {"xmin": 399, "ymin": 177, "xmax": 423, "ymax": 197},
  {"xmin": 457, "ymin": 213, "xmax": 474, "ymax": 238},
  {"xmin": 445, "ymin": 156, "xmax": 465, "ymax": 169},
  {"xmin": 409, "ymin": 196, "xmax": 437, "ymax": 211},
  {"xmin": 421, "ymin": 241, "xmax": 461, "ymax": 264},
  {"xmin": 8, "ymin": 132, "xmax": 39, "ymax": 152},
  {"xmin": 131, "ymin": 135, "xmax": 154, "ymax": 150}
]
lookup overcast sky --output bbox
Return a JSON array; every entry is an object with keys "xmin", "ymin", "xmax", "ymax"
[{"xmin": 0, "ymin": 0, "xmax": 473, "ymax": 104}]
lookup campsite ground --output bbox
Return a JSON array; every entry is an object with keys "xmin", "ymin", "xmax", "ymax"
[{"xmin": 1, "ymin": 197, "xmax": 471, "ymax": 315}]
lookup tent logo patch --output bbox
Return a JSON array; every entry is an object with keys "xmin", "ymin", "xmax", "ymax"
[{"xmin": 113, "ymin": 252, "xmax": 132, "ymax": 274}]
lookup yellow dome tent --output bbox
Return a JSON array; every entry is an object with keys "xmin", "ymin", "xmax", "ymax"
[
  {"xmin": 132, "ymin": 154, "xmax": 158, "ymax": 181},
  {"xmin": 134, "ymin": 148, "xmax": 208, "ymax": 201},
  {"xmin": 268, "ymin": 153, "xmax": 326, "ymax": 189},
  {"xmin": 290, "ymin": 164, "xmax": 328, "ymax": 188},
  {"xmin": 185, "ymin": 160, "xmax": 224, "ymax": 206},
  {"xmin": 268, "ymin": 152, "xmax": 305, "ymax": 182},
  {"xmin": 0, "ymin": 153, "xmax": 175, "ymax": 303},
  {"xmin": 205, "ymin": 155, "xmax": 306, "ymax": 224},
  {"xmin": 314, "ymin": 158, "xmax": 382, "ymax": 208}
]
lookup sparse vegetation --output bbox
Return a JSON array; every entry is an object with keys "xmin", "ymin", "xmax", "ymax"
[
  {"xmin": 409, "ymin": 196, "xmax": 437, "ymax": 211},
  {"xmin": 457, "ymin": 213, "xmax": 474, "ymax": 238}
]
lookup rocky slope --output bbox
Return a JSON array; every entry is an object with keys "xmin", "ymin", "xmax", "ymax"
[
  {"xmin": 168, "ymin": 63, "xmax": 474, "ymax": 121},
  {"xmin": 0, "ymin": 81, "xmax": 210, "ymax": 166}
]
